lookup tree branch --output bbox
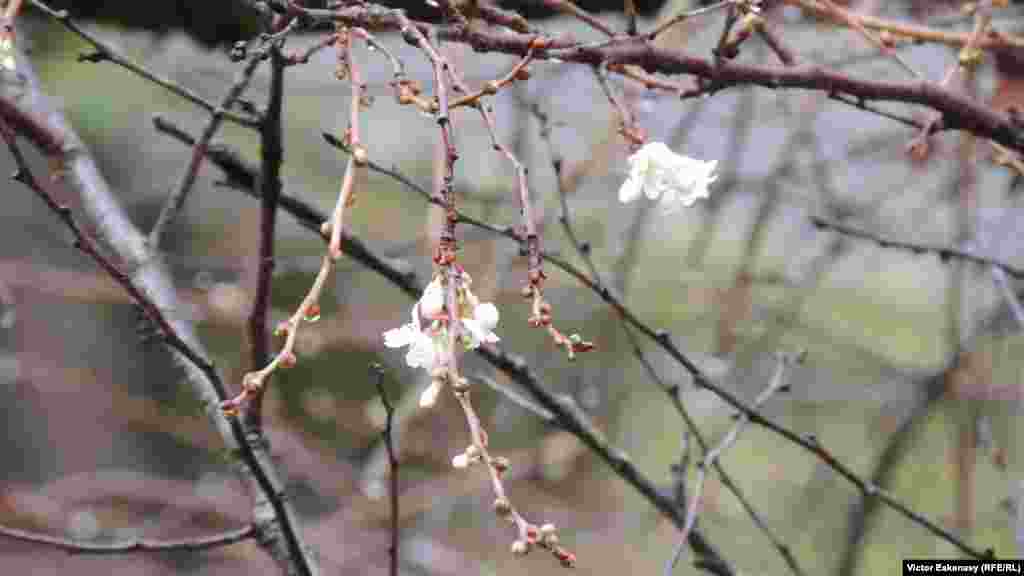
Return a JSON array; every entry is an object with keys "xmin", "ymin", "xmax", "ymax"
[
  {"xmin": 0, "ymin": 524, "xmax": 256, "ymax": 554},
  {"xmin": 0, "ymin": 42, "xmax": 319, "ymax": 576}
]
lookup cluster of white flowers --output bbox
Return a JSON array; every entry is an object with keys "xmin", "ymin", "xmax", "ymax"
[
  {"xmin": 618, "ymin": 142, "xmax": 717, "ymax": 212},
  {"xmin": 382, "ymin": 272, "xmax": 499, "ymax": 407}
]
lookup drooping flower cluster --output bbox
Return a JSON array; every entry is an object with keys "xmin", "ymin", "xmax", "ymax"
[
  {"xmin": 618, "ymin": 142, "xmax": 717, "ymax": 211},
  {"xmin": 383, "ymin": 271, "xmax": 499, "ymax": 407}
]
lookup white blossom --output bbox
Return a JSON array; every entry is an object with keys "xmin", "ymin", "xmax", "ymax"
[
  {"xmin": 618, "ymin": 142, "xmax": 717, "ymax": 211},
  {"xmin": 382, "ymin": 274, "xmax": 501, "ymax": 380},
  {"xmin": 451, "ymin": 452, "xmax": 470, "ymax": 469}
]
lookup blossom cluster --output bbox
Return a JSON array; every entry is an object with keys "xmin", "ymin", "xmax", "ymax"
[{"xmin": 383, "ymin": 270, "xmax": 499, "ymax": 407}]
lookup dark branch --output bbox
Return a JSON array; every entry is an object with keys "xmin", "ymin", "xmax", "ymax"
[{"xmin": 811, "ymin": 216, "xmax": 1024, "ymax": 279}]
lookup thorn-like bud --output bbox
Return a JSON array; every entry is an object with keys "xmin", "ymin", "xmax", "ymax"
[
  {"xmin": 520, "ymin": 285, "xmax": 534, "ymax": 299},
  {"xmin": 556, "ymin": 548, "xmax": 577, "ymax": 568},
  {"xmin": 483, "ymin": 80, "xmax": 499, "ymax": 95},
  {"xmin": 303, "ymin": 303, "xmax": 321, "ymax": 323},
  {"xmin": 320, "ymin": 220, "xmax": 331, "ymax": 236},
  {"xmin": 540, "ymin": 520, "xmax": 557, "ymax": 541},
  {"xmin": 273, "ymin": 321, "xmax": 290, "ymax": 337},
  {"xmin": 525, "ymin": 524, "xmax": 540, "ymax": 544},
  {"xmin": 493, "ymin": 498, "xmax": 513, "ymax": 518},
  {"xmin": 511, "ymin": 539, "xmax": 531, "ymax": 556},
  {"xmin": 490, "ymin": 455, "xmax": 510, "ymax": 473},
  {"xmin": 280, "ymin": 351, "xmax": 297, "ymax": 368},
  {"xmin": 514, "ymin": 66, "xmax": 531, "ymax": 81},
  {"xmin": 352, "ymin": 144, "xmax": 369, "ymax": 166}
]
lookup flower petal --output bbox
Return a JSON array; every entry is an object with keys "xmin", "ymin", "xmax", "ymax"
[
  {"xmin": 405, "ymin": 333, "xmax": 437, "ymax": 369},
  {"xmin": 474, "ymin": 302, "xmax": 500, "ymax": 332},
  {"xmin": 618, "ymin": 175, "xmax": 642, "ymax": 203},
  {"xmin": 383, "ymin": 324, "xmax": 416, "ymax": 348}
]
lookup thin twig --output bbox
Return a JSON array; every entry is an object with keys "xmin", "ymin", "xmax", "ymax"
[
  {"xmin": 149, "ymin": 53, "xmax": 264, "ymax": 248},
  {"xmin": 646, "ymin": 0, "xmax": 732, "ymax": 41},
  {"xmin": 667, "ymin": 353, "xmax": 795, "ymax": 573},
  {"xmin": 28, "ymin": 0, "xmax": 261, "ymax": 129},
  {"xmin": 815, "ymin": 0, "xmax": 921, "ymax": 79},
  {"xmin": 810, "ymin": 216, "xmax": 1024, "ymax": 279},
  {"xmin": 372, "ymin": 363, "xmax": 399, "ymax": 576}
]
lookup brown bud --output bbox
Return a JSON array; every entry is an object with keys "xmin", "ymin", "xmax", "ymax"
[
  {"xmin": 493, "ymin": 498, "xmax": 513, "ymax": 518},
  {"xmin": 514, "ymin": 66, "xmax": 531, "ymax": 81},
  {"xmin": 511, "ymin": 540, "xmax": 530, "ymax": 556},
  {"xmin": 490, "ymin": 455, "xmax": 510, "ymax": 473},
  {"xmin": 352, "ymin": 145, "xmax": 369, "ymax": 166}
]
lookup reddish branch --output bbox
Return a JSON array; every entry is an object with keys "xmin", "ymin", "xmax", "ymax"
[
  {"xmin": 247, "ymin": 46, "xmax": 287, "ymax": 431},
  {"xmin": 294, "ymin": 3, "xmax": 1024, "ymax": 154}
]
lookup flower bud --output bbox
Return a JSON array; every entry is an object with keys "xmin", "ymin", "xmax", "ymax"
[
  {"xmin": 493, "ymin": 498, "xmax": 512, "ymax": 518},
  {"xmin": 452, "ymin": 452, "xmax": 470, "ymax": 469},
  {"xmin": 490, "ymin": 455, "xmax": 510, "ymax": 473},
  {"xmin": 511, "ymin": 540, "xmax": 530, "ymax": 556}
]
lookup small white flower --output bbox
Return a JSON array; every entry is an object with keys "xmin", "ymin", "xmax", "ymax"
[
  {"xmin": 383, "ymin": 275, "xmax": 500, "ymax": 377},
  {"xmin": 462, "ymin": 301, "xmax": 500, "ymax": 348},
  {"xmin": 618, "ymin": 142, "xmax": 717, "ymax": 211}
]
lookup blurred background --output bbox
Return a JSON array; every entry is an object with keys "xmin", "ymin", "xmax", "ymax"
[{"xmin": 1, "ymin": 0, "xmax": 1023, "ymax": 574}]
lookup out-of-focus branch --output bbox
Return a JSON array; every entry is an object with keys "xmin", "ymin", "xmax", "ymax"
[
  {"xmin": 149, "ymin": 53, "xmax": 264, "ymax": 248},
  {"xmin": 0, "ymin": 43, "xmax": 318, "ymax": 576},
  {"xmin": 28, "ymin": 0, "xmax": 261, "ymax": 129},
  {"xmin": 810, "ymin": 216, "xmax": 1024, "ymax": 279},
  {"xmin": 372, "ymin": 363, "xmax": 399, "ymax": 576},
  {"xmin": 0, "ymin": 524, "xmax": 256, "ymax": 554}
]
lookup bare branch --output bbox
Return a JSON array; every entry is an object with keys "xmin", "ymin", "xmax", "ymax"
[{"xmin": 0, "ymin": 524, "xmax": 256, "ymax": 554}]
